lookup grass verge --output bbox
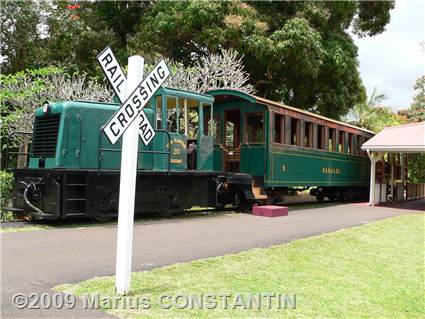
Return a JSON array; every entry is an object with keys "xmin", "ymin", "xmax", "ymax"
[{"xmin": 55, "ymin": 214, "xmax": 425, "ymax": 318}]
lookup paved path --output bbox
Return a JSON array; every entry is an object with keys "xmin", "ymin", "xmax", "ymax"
[{"xmin": 1, "ymin": 201, "xmax": 423, "ymax": 318}]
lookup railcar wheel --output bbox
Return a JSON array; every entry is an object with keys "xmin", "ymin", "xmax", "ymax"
[
  {"xmin": 235, "ymin": 193, "xmax": 252, "ymax": 212},
  {"xmin": 327, "ymin": 194, "xmax": 337, "ymax": 201}
]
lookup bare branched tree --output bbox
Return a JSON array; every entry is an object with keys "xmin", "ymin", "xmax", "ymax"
[
  {"xmin": 2, "ymin": 49, "xmax": 253, "ymax": 147},
  {"xmin": 165, "ymin": 49, "xmax": 255, "ymax": 94},
  {"xmin": 1, "ymin": 71, "xmax": 113, "ymax": 146}
]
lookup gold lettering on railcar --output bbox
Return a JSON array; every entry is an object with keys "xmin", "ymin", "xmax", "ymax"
[
  {"xmin": 170, "ymin": 159, "xmax": 183, "ymax": 164},
  {"xmin": 322, "ymin": 167, "xmax": 341, "ymax": 174}
]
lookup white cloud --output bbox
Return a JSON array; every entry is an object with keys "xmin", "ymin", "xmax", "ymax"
[{"xmin": 352, "ymin": 0, "xmax": 425, "ymax": 111}]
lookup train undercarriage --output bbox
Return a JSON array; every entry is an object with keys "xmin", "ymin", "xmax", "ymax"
[{"xmin": 9, "ymin": 169, "xmax": 254, "ymax": 221}]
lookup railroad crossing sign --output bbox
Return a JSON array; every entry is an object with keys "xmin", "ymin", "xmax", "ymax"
[
  {"xmin": 96, "ymin": 46, "xmax": 170, "ymax": 295},
  {"xmin": 97, "ymin": 46, "xmax": 170, "ymax": 145}
]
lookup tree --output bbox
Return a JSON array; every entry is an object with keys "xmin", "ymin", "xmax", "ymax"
[
  {"xmin": 406, "ymin": 75, "xmax": 425, "ymax": 122},
  {"xmin": 0, "ymin": 0, "xmax": 47, "ymax": 73},
  {"xmin": 405, "ymin": 75, "xmax": 425, "ymax": 183},
  {"xmin": 1, "ymin": 1, "xmax": 117, "ymax": 76},
  {"xmin": 0, "ymin": 68, "xmax": 113, "ymax": 148},
  {"xmin": 1, "ymin": 1, "xmax": 395, "ymax": 119},
  {"xmin": 347, "ymin": 87, "xmax": 404, "ymax": 132},
  {"xmin": 130, "ymin": 1, "xmax": 395, "ymax": 119},
  {"xmin": 162, "ymin": 49, "xmax": 254, "ymax": 94}
]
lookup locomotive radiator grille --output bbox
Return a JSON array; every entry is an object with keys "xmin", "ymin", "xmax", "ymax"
[{"xmin": 31, "ymin": 114, "xmax": 60, "ymax": 157}]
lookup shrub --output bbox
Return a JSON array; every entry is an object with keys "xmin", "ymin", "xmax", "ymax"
[{"xmin": 0, "ymin": 170, "xmax": 14, "ymax": 221}]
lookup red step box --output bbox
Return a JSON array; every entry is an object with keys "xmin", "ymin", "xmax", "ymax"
[{"xmin": 252, "ymin": 205, "xmax": 288, "ymax": 217}]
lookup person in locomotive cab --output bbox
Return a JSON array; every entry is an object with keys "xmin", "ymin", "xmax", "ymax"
[{"xmin": 187, "ymin": 141, "xmax": 197, "ymax": 169}]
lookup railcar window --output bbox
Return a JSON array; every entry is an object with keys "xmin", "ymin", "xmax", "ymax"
[
  {"xmin": 226, "ymin": 121, "xmax": 235, "ymax": 146},
  {"xmin": 348, "ymin": 133, "xmax": 353, "ymax": 154},
  {"xmin": 225, "ymin": 110, "xmax": 240, "ymax": 147},
  {"xmin": 328, "ymin": 128, "xmax": 336, "ymax": 151},
  {"xmin": 274, "ymin": 113, "xmax": 284, "ymax": 143},
  {"xmin": 214, "ymin": 115, "xmax": 221, "ymax": 144},
  {"xmin": 304, "ymin": 122, "xmax": 313, "ymax": 147},
  {"xmin": 358, "ymin": 135, "xmax": 366, "ymax": 156},
  {"xmin": 290, "ymin": 118, "xmax": 299, "ymax": 145},
  {"xmin": 357, "ymin": 135, "xmax": 362, "ymax": 155},
  {"xmin": 338, "ymin": 131, "xmax": 345, "ymax": 152},
  {"xmin": 317, "ymin": 125, "xmax": 325, "ymax": 149},
  {"xmin": 246, "ymin": 113, "xmax": 264, "ymax": 143},
  {"xmin": 156, "ymin": 96, "xmax": 162, "ymax": 129}
]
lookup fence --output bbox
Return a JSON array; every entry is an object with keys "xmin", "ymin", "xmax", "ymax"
[{"xmin": 406, "ymin": 183, "xmax": 425, "ymax": 200}]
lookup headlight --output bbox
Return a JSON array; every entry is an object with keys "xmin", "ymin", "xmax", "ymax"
[{"xmin": 42, "ymin": 101, "xmax": 50, "ymax": 114}]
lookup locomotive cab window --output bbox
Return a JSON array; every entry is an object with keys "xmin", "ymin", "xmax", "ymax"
[
  {"xmin": 156, "ymin": 95, "xmax": 162, "ymax": 129},
  {"xmin": 166, "ymin": 96, "xmax": 178, "ymax": 132},
  {"xmin": 246, "ymin": 113, "xmax": 264, "ymax": 143},
  {"xmin": 178, "ymin": 97, "xmax": 186, "ymax": 135}
]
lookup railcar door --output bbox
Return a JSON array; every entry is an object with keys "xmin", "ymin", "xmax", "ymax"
[{"xmin": 223, "ymin": 109, "xmax": 241, "ymax": 172}]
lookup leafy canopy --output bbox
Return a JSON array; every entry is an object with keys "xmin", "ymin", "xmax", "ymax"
[
  {"xmin": 130, "ymin": 1, "xmax": 394, "ymax": 118},
  {"xmin": 1, "ymin": 1, "xmax": 395, "ymax": 119}
]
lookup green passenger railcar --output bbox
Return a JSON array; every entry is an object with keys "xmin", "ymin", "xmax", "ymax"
[{"xmin": 209, "ymin": 90, "xmax": 374, "ymax": 202}]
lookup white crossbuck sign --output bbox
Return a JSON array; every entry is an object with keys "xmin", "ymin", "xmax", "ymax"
[{"xmin": 97, "ymin": 46, "xmax": 170, "ymax": 145}]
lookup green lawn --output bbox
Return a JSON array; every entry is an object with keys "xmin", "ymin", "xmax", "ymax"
[{"xmin": 56, "ymin": 214, "xmax": 424, "ymax": 318}]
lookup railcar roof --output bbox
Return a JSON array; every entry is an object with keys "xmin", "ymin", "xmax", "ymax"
[{"xmin": 208, "ymin": 89, "xmax": 375, "ymax": 135}]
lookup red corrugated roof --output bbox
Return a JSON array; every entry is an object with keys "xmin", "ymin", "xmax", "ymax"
[{"xmin": 361, "ymin": 122, "xmax": 425, "ymax": 152}]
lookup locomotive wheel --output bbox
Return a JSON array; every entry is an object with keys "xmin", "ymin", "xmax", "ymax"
[
  {"xmin": 158, "ymin": 209, "xmax": 179, "ymax": 218},
  {"xmin": 316, "ymin": 194, "xmax": 325, "ymax": 202}
]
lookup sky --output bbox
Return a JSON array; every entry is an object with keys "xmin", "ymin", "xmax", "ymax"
[{"xmin": 352, "ymin": 0, "xmax": 425, "ymax": 111}]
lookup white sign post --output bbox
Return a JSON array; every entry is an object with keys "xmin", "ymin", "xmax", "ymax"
[
  {"xmin": 97, "ymin": 47, "xmax": 170, "ymax": 294},
  {"xmin": 115, "ymin": 55, "xmax": 144, "ymax": 295}
]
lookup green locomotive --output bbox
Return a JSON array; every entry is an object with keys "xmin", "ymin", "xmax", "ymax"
[{"xmin": 7, "ymin": 88, "xmax": 373, "ymax": 220}]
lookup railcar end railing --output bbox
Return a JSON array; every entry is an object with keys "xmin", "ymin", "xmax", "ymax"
[{"xmin": 5, "ymin": 131, "xmax": 33, "ymax": 169}]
